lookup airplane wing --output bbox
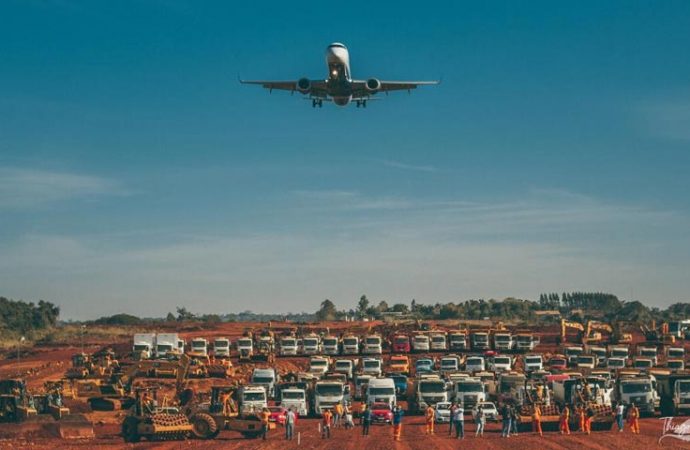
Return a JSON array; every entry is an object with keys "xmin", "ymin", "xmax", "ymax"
[
  {"xmin": 239, "ymin": 79, "xmax": 328, "ymax": 97},
  {"xmin": 350, "ymin": 79, "xmax": 440, "ymax": 97}
]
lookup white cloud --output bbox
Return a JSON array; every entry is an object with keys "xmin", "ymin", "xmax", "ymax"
[{"xmin": 0, "ymin": 167, "xmax": 129, "ymax": 209}]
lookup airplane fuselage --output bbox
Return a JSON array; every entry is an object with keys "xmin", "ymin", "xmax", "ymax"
[{"xmin": 325, "ymin": 43, "xmax": 353, "ymax": 106}]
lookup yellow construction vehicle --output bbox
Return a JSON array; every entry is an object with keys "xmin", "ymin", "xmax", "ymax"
[
  {"xmin": 584, "ymin": 321, "xmax": 613, "ymax": 344},
  {"xmin": 121, "ymin": 387, "xmax": 193, "ymax": 443},
  {"xmin": 560, "ymin": 319, "xmax": 585, "ymax": 343},
  {"xmin": 186, "ymin": 385, "xmax": 275, "ymax": 439}
]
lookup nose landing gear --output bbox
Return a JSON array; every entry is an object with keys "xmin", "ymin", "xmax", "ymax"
[
  {"xmin": 355, "ymin": 99, "xmax": 367, "ymax": 108},
  {"xmin": 311, "ymin": 98, "xmax": 323, "ymax": 108}
]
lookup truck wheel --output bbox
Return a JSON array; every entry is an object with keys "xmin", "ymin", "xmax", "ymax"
[
  {"xmin": 122, "ymin": 416, "xmax": 141, "ymax": 443},
  {"xmin": 191, "ymin": 412, "xmax": 218, "ymax": 439}
]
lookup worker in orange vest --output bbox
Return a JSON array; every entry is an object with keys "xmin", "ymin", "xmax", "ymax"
[
  {"xmin": 559, "ymin": 405, "xmax": 571, "ymax": 435},
  {"xmin": 628, "ymin": 403, "xmax": 640, "ymax": 434},
  {"xmin": 577, "ymin": 404, "xmax": 585, "ymax": 433},
  {"xmin": 425, "ymin": 405, "xmax": 436, "ymax": 434},
  {"xmin": 533, "ymin": 404, "xmax": 543, "ymax": 437},
  {"xmin": 584, "ymin": 405, "xmax": 594, "ymax": 435},
  {"xmin": 260, "ymin": 407, "xmax": 271, "ymax": 440},
  {"xmin": 322, "ymin": 409, "xmax": 333, "ymax": 438}
]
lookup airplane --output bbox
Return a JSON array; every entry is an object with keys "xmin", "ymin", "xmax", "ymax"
[{"xmin": 240, "ymin": 42, "xmax": 439, "ymax": 108}]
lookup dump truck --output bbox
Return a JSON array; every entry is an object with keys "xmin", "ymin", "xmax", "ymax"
[
  {"xmin": 492, "ymin": 331, "xmax": 514, "ymax": 351},
  {"xmin": 133, "ymin": 333, "xmax": 156, "ymax": 360},
  {"xmin": 391, "ymin": 334, "xmax": 411, "ymax": 353},
  {"xmin": 470, "ymin": 331, "xmax": 490, "ymax": 351},
  {"xmin": 448, "ymin": 330, "xmax": 468, "ymax": 351},
  {"xmin": 322, "ymin": 335, "xmax": 340, "ymax": 355},
  {"xmin": 655, "ymin": 371, "xmax": 690, "ymax": 416},
  {"xmin": 212, "ymin": 337, "xmax": 231, "ymax": 358},
  {"xmin": 413, "ymin": 375, "xmax": 448, "ymax": 413},
  {"xmin": 342, "ymin": 334, "xmax": 360, "ymax": 354}
]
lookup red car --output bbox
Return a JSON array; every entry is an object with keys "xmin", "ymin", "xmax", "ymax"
[
  {"xmin": 267, "ymin": 406, "xmax": 298, "ymax": 425},
  {"xmin": 370, "ymin": 402, "xmax": 393, "ymax": 424},
  {"xmin": 549, "ymin": 355, "xmax": 567, "ymax": 371}
]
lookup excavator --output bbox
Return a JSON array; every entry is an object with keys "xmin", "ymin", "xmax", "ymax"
[
  {"xmin": 584, "ymin": 321, "xmax": 613, "ymax": 344},
  {"xmin": 560, "ymin": 319, "xmax": 585, "ymax": 344}
]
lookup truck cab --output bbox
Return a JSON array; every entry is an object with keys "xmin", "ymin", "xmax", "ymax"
[
  {"xmin": 363, "ymin": 335, "xmax": 383, "ymax": 354},
  {"xmin": 388, "ymin": 355, "xmax": 410, "ymax": 375},
  {"xmin": 666, "ymin": 347, "xmax": 685, "ymax": 360},
  {"xmin": 609, "ymin": 346, "xmax": 629, "ymax": 359},
  {"xmin": 607, "ymin": 357, "xmax": 626, "ymax": 370},
  {"xmin": 392, "ymin": 335, "xmax": 411, "ymax": 353},
  {"xmin": 279, "ymin": 337, "xmax": 298, "ymax": 356},
  {"xmin": 492, "ymin": 332, "xmax": 514, "ymax": 351},
  {"xmin": 236, "ymin": 337, "xmax": 253, "ymax": 359},
  {"xmin": 278, "ymin": 386, "xmax": 308, "ymax": 417},
  {"xmin": 448, "ymin": 332, "xmax": 467, "ymax": 351},
  {"xmin": 132, "ymin": 333, "xmax": 155, "ymax": 360},
  {"xmin": 632, "ymin": 357, "xmax": 654, "ymax": 370},
  {"xmin": 515, "ymin": 333, "xmax": 538, "ymax": 352},
  {"xmin": 189, "ymin": 338, "xmax": 208, "ymax": 357},
  {"xmin": 354, "ymin": 374, "xmax": 372, "ymax": 399},
  {"xmin": 667, "ymin": 359, "xmax": 685, "ymax": 372},
  {"xmin": 617, "ymin": 376, "xmax": 659, "ymax": 415},
  {"xmin": 490, "ymin": 355, "xmax": 512, "ymax": 372},
  {"xmin": 213, "ymin": 337, "xmax": 231, "ymax": 358},
  {"xmin": 239, "ymin": 385, "xmax": 268, "ymax": 415},
  {"xmin": 576, "ymin": 354, "xmax": 597, "ymax": 370},
  {"xmin": 588, "ymin": 346, "xmax": 607, "ymax": 367},
  {"xmin": 342, "ymin": 335, "xmax": 359, "ymax": 355},
  {"xmin": 471, "ymin": 332, "xmax": 490, "ymax": 351},
  {"xmin": 389, "ymin": 374, "xmax": 408, "ymax": 398},
  {"xmin": 524, "ymin": 354, "xmax": 544, "ymax": 373},
  {"xmin": 322, "ymin": 336, "xmax": 340, "ymax": 355},
  {"xmin": 674, "ymin": 379, "xmax": 690, "ymax": 414},
  {"xmin": 430, "ymin": 333, "xmax": 448, "ymax": 351},
  {"xmin": 548, "ymin": 355, "xmax": 568, "ymax": 371},
  {"xmin": 415, "ymin": 376, "xmax": 448, "ymax": 412},
  {"xmin": 415, "ymin": 358, "xmax": 435, "ymax": 375},
  {"xmin": 333, "ymin": 359, "xmax": 356, "ymax": 379},
  {"xmin": 313, "ymin": 381, "xmax": 345, "ymax": 416},
  {"xmin": 251, "ymin": 368, "xmax": 277, "ymax": 398},
  {"xmin": 465, "ymin": 356, "xmax": 486, "ymax": 373},
  {"xmin": 366, "ymin": 378, "xmax": 396, "ymax": 409},
  {"xmin": 362, "ymin": 357, "xmax": 382, "ymax": 376},
  {"xmin": 301, "ymin": 335, "xmax": 321, "ymax": 355},
  {"xmin": 637, "ymin": 347, "xmax": 658, "ymax": 366},
  {"xmin": 412, "ymin": 334, "xmax": 430, "ymax": 352},
  {"xmin": 452, "ymin": 377, "xmax": 486, "ymax": 408},
  {"xmin": 439, "ymin": 356, "xmax": 460, "ymax": 374},
  {"xmin": 155, "ymin": 333, "xmax": 179, "ymax": 359},
  {"xmin": 309, "ymin": 356, "xmax": 330, "ymax": 376}
]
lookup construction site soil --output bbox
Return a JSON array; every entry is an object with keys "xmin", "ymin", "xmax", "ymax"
[{"xmin": 1, "ymin": 320, "xmax": 688, "ymax": 449}]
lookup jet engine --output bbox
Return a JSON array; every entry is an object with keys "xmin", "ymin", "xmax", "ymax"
[
  {"xmin": 297, "ymin": 78, "xmax": 311, "ymax": 93},
  {"xmin": 365, "ymin": 78, "xmax": 382, "ymax": 92}
]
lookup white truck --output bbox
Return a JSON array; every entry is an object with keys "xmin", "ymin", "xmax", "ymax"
[
  {"xmin": 492, "ymin": 332, "xmax": 514, "ymax": 351},
  {"xmin": 322, "ymin": 336, "xmax": 340, "ymax": 355},
  {"xmin": 489, "ymin": 355, "xmax": 513, "ymax": 372},
  {"xmin": 637, "ymin": 346, "xmax": 658, "ymax": 366},
  {"xmin": 279, "ymin": 336, "xmax": 298, "ymax": 356},
  {"xmin": 155, "ymin": 333, "xmax": 179, "ymax": 359},
  {"xmin": 564, "ymin": 346, "xmax": 584, "ymax": 366},
  {"xmin": 524, "ymin": 354, "xmax": 544, "ymax": 372},
  {"xmin": 366, "ymin": 377, "xmax": 397, "ymax": 409},
  {"xmin": 236, "ymin": 337, "xmax": 253, "ymax": 356},
  {"xmin": 617, "ymin": 375, "xmax": 659, "ymax": 415},
  {"xmin": 515, "ymin": 333, "xmax": 538, "ymax": 352},
  {"xmin": 430, "ymin": 333, "xmax": 448, "ymax": 351},
  {"xmin": 313, "ymin": 380, "xmax": 346, "ymax": 416},
  {"xmin": 239, "ymin": 385, "xmax": 268, "ymax": 415},
  {"xmin": 309, "ymin": 356, "xmax": 330, "ymax": 376},
  {"xmin": 412, "ymin": 334, "xmax": 430, "ymax": 352},
  {"xmin": 342, "ymin": 335, "xmax": 360, "ymax": 355},
  {"xmin": 301, "ymin": 334, "xmax": 321, "ymax": 355},
  {"xmin": 576, "ymin": 354, "xmax": 597, "ymax": 370},
  {"xmin": 439, "ymin": 356, "xmax": 460, "ymax": 374},
  {"xmin": 354, "ymin": 374, "xmax": 373, "ymax": 399},
  {"xmin": 132, "ymin": 333, "xmax": 156, "ymax": 359},
  {"xmin": 212, "ymin": 337, "xmax": 231, "ymax": 358},
  {"xmin": 363, "ymin": 335, "xmax": 383, "ymax": 354},
  {"xmin": 362, "ymin": 357, "xmax": 382, "ymax": 376},
  {"xmin": 414, "ymin": 375, "xmax": 449, "ymax": 413},
  {"xmin": 333, "ymin": 359, "xmax": 357, "ymax": 379},
  {"xmin": 671, "ymin": 378, "xmax": 690, "ymax": 415},
  {"xmin": 453, "ymin": 377, "xmax": 486, "ymax": 408},
  {"xmin": 609, "ymin": 346, "xmax": 629, "ymax": 359},
  {"xmin": 251, "ymin": 367, "xmax": 278, "ymax": 398},
  {"xmin": 607, "ymin": 357, "xmax": 626, "ymax": 370},
  {"xmin": 470, "ymin": 332, "xmax": 490, "ymax": 351},
  {"xmin": 465, "ymin": 356, "xmax": 485, "ymax": 373},
  {"xmin": 448, "ymin": 332, "xmax": 467, "ymax": 351},
  {"xmin": 666, "ymin": 347, "xmax": 685, "ymax": 360},
  {"xmin": 189, "ymin": 338, "xmax": 208, "ymax": 356},
  {"xmin": 279, "ymin": 386, "xmax": 309, "ymax": 417}
]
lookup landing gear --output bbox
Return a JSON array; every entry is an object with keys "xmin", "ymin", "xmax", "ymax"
[
  {"xmin": 312, "ymin": 98, "xmax": 323, "ymax": 108},
  {"xmin": 356, "ymin": 99, "xmax": 367, "ymax": 108}
]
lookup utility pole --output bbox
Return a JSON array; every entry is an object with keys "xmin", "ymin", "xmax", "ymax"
[
  {"xmin": 80, "ymin": 325, "xmax": 87, "ymax": 354},
  {"xmin": 18, "ymin": 336, "xmax": 25, "ymax": 367}
]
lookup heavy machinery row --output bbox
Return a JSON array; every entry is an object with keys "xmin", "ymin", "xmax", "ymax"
[{"xmin": 2, "ymin": 318, "xmax": 690, "ymax": 443}]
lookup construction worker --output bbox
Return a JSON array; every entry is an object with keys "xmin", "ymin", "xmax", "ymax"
[
  {"xmin": 536, "ymin": 384, "xmax": 544, "ymax": 402},
  {"xmin": 334, "ymin": 402, "xmax": 343, "ymax": 428},
  {"xmin": 220, "ymin": 390, "xmax": 231, "ymax": 416},
  {"xmin": 510, "ymin": 404, "xmax": 519, "ymax": 436},
  {"xmin": 322, "ymin": 408, "xmax": 333, "ymax": 438},
  {"xmin": 559, "ymin": 404, "xmax": 571, "ymax": 435},
  {"xmin": 475, "ymin": 404, "xmax": 486, "ymax": 437},
  {"xmin": 577, "ymin": 404, "xmax": 585, "ymax": 433},
  {"xmin": 627, "ymin": 402, "xmax": 640, "ymax": 434},
  {"xmin": 425, "ymin": 404, "xmax": 435, "ymax": 434},
  {"xmin": 584, "ymin": 405, "xmax": 594, "ymax": 435},
  {"xmin": 285, "ymin": 407, "xmax": 296, "ymax": 440},
  {"xmin": 533, "ymin": 404, "xmax": 543, "ymax": 437},
  {"xmin": 501, "ymin": 403, "xmax": 512, "ymax": 437},
  {"xmin": 260, "ymin": 407, "xmax": 271, "ymax": 440},
  {"xmin": 614, "ymin": 402, "xmax": 625, "ymax": 432},
  {"xmin": 448, "ymin": 402, "xmax": 456, "ymax": 435},
  {"xmin": 359, "ymin": 402, "xmax": 367, "ymax": 426},
  {"xmin": 392, "ymin": 405, "xmax": 404, "ymax": 441},
  {"xmin": 361, "ymin": 404, "xmax": 372, "ymax": 436},
  {"xmin": 453, "ymin": 402, "xmax": 465, "ymax": 439}
]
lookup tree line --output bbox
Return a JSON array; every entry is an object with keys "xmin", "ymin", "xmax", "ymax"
[{"xmin": 0, "ymin": 296, "xmax": 60, "ymax": 335}]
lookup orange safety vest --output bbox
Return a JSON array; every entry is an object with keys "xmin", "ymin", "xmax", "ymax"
[
  {"xmin": 261, "ymin": 411, "xmax": 270, "ymax": 425},
  {"xmin": 426, "ymin": 407, "xmax": 435, "ymax": 422}
]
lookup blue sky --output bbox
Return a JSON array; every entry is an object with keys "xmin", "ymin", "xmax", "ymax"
[{"xmin": 1, "ymin": 1, "xmax": 689, "ymax": 319}]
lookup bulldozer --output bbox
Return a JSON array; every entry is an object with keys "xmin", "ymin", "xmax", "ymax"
[
  {"xmin": 121, "ymin": 387, "xmax": 193, "ymax": 443},
  {"xmin": 186, "ymin": 385, "xmax": 275, "ymax": 439},
  {"xmin": 0, "ymin": 379, "xmax": 94, "ymax": 439}
]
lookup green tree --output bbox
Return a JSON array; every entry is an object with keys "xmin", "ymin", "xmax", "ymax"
[
  {"xmin": 357, "ymin": 295, "xmax": 369, "ymax": 317},
  {"xmin": 316, "ymin": 299, "xmax": 338, "ymax": 321}
]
